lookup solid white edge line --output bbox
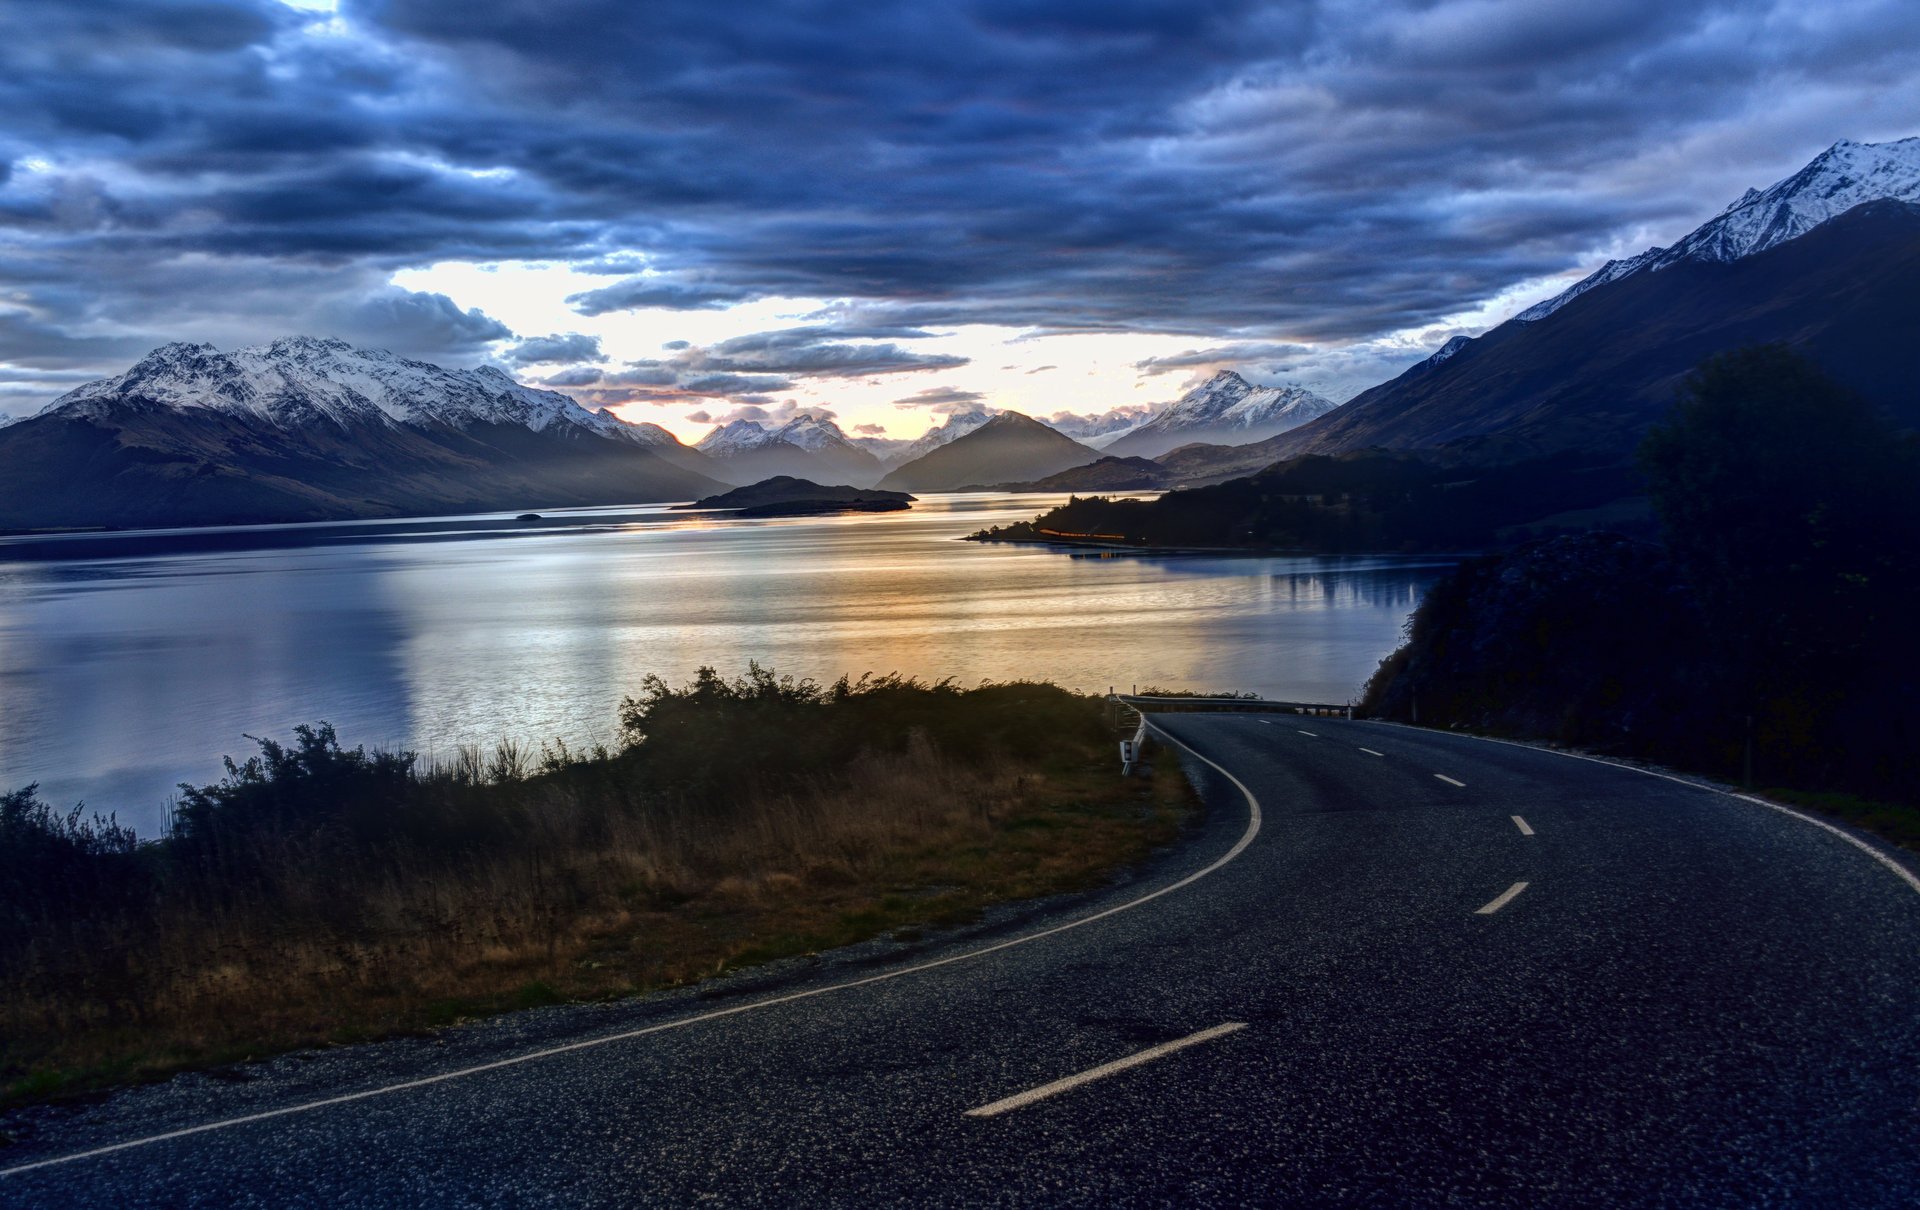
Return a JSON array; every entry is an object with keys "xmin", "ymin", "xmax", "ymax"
[
  {"xmin": 1434, "ymin": 774, "xmax": 1466, "ymax": 787},
  {"xmin": 1475, "ymin": 881, "xmax": 1530, "ymax": 914},
  {"xmin": 1367, "ymin": 721, "xmax": 1920, "ymax": 899},
  {"xmin": 1358, "ymin": 748, "xmax": 1384, "ymax": 757},
  {"xmin": 964, "ymin": 1022, "xmax": 1248, "ymax": 1119},
  {"xmin": 0, "ymin": 719, "xmax": 1263, "ymax": 1180},
  {"xmin": 1512, "ymin": 815, "xmax": 1534, "ymax": 836}
]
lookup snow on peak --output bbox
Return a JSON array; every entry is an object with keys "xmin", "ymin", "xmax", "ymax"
[
  {"xmin": 595, "ymin": 409, "xmax": 682, "ymax": 448},
  {"xmin": 1125, "ymin": 371, "xmax": 1334, "ymax": 439},
  {"xmin": 1420, "ymin": 335, "xmax": 1472, "ymax": 370},
  {"xmin": 41, "ymin": 337, "xmax": 640, "ymax": 442},
  {"xmin": 773, "ymin": 414, "xmax": 856, "ymax": 452},
  {"xmin": 1518, "ymin": 136, "xmax": 1920, "ymax": 323},
  {"xmin": 891, "ymin": 407, "xmax": 996, "ymax": 464},
  {"xmin": 695, "ymin": 418, "xmax": 771, "ymax": 455},
  {"xmin": 694, "ymin": 413, "xmax": 863, "ymax": 458}
]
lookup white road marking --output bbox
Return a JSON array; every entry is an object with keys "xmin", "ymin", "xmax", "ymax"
[
  {"xmin": 1297, "ymin": 730, "xmax": 1318, "ymax": 737},
  {"xmin": 1367, "ymin": 720, "xmax": 1920, "ymax": 899},
  {"xmin": 1475, "ymin": 882, "xmax": 1530, "ymax": 914},
  {"xmin": 0, "ymin": 722, "xmax": 1266, "ymax": 1180},
  {"xmin": 1511, "ymin": 815, "xmax": 1534, "ymax": 836},
  {"xmin": 1358, "ymin": 748, "xmax": 1384, "ymax": 757},
  {"xmin": 965, "ymin": 1023, "xmax": 1247, "ymax": 1118},
  {"xmin": 1434, "ymin": 774, "xmax": 1466, "ymax": 787},
  {"xmin": 1257, "ymin": 720, "xmax": 1272, "ymax": 725}
]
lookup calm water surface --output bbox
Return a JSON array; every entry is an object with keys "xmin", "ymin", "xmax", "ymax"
[{"xmin": 0, "ymin": 493, "xmax": 1452, "ymax": 834}]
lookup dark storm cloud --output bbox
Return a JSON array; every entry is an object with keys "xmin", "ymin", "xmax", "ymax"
[
  {"xmin": 694, "ymin": 330, "xmax": 967, "ymax": 377},
  {"xmin": 537, "ymin": 366, "xmax": 604, "ymax": 387},
  {"xmin": 1135, "ymin": 342, "xmax": 1315, "ymax": 375},
  {"xmin": 581, "ymin": 326, "xmax": 967, "ymax": 403},
  {"xmin": 318, "ymin": 288, "xmax": 513, "ymax": 355},
  {"xmin": 3, "ymin": 0, "xmax": 1919, "ymax": 384},
  {"xmin": 893, "ymin": 387, "xmax": 987, "ymax": 411},
  {"xmin": 567, "ymin": 277, "xmax": 766, "ymax": 315},
  {"xmin": 505, "ymin": 332, "xmax": 602, "ymax": 365}
]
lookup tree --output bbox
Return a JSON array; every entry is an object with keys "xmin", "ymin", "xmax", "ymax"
[{"xmin": 1639, "ymin": 345, "xmax": 1920, "ymax": 788}]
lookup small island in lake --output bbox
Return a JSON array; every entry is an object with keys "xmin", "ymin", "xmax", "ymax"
[{"xmin": 673, "ymin": 475, "xmax": 916, "ymax": 517}]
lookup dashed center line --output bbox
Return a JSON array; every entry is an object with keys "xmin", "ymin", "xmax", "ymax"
[
  {"xmin": 1257, "ymin": 720, "xmax": 1273, "ymax": 725},
  {"xmin": 1434, "ymin": 774, "xmax": 1466, "ymax": 787},
  {"xmin": 1511, "ymin": 815, "xmax": 1534, "ymax": 835},
  {"xmin": 1297, "ymin": 730, "xmax": 1318, "ymax": 737},
  {"xmin": 964, "ymin": 1023, "xmax": 1248, "ymax": 1118},
  {"xmin": 1358, "ymin": 748, "xmax": 1384, "ymax": 756},
  {"xmin": 1475, "ymin": 882, "xmax": 1530, "ymax": 914}
]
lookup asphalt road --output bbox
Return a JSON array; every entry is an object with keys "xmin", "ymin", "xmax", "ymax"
[{"xmin": 5, "ymin": 715, "xmax": 1918, "ymax": 1207}]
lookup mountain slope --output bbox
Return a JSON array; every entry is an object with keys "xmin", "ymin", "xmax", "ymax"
[
  {"xmin": 882, "ymin": 408, "xmax": 996, "ymax": 469},
  {"xmin": 0, "ymin": 339, "xmax": 725, "ymax": 530},
  {"xmin": 1517, "ymin": 137, "xmax": 1920, "ymax": 323},
  {"xmin": 1164, "ymin": 195, "xmax": 1920, "ymax": 478},
  {"xmin": 1103, "ymin": 372, "xmax": 1336, "ymax": 459},
  {"xmin": 876, "ymin": 412, "xmax": 1096, "ymax": 491},
  {"xmin": 1005, "ymin": 455, "xmax": 1171, "ymax": 492},
  {"xmin": 1265, "ymin": 199, "xmax": 1920, "ymax": 463}
]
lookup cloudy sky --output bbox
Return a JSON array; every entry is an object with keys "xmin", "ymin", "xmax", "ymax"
[{"xmin": 2, "ymin": 0, "xmax": 1917, "ymax": 440}]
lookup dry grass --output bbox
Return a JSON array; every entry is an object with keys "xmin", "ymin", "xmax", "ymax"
[{"xmin": 2, "ymin": 706, "xmax": 1193, "ymax": 1105}]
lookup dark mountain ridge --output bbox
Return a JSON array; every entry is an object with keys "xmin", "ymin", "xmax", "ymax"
[
  {"xmin": 1230, "ymin": 198, "xmax": 1920, "ymax": 468},
  {"xmin": 876, "ymin": 411, "xmax": 1097, "ymax": 492}
]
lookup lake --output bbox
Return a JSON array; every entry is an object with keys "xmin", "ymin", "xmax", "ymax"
[{"xmin": 0, "ymin": 494, "xmax": 1453, "ymax": 835}]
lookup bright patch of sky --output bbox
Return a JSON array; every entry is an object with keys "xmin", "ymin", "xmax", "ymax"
[{"xmin": 395, "ymin": 261, "xmax": 1337, "ymax": 443}]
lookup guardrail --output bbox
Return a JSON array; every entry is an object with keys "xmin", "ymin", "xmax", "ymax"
[
  {"xmin": 1119, "ymin": 709, "xmax": 1149, "ymax": 775},
  {"xmin": 1110, "ymin": 692, "xmax": 1354, "ymax": 773}
]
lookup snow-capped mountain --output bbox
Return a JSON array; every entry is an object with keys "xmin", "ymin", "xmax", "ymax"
[
  {"xmin": 848, "ymin": 434, "xmax": 914, "ymax": 461},
  {"xmin": 43, "ymin": 336, "xmax": 660, "ymax": 445},
  {"xmin": 884, "ymin": 408, "xmax": 996, "ymax": 469},
  {"xmin": 1419, "ymin": 335, "xmax": 1472, "ymax": 370},
  {"xmin": 587, "ymin": 408, "xmax": 690, "ymax": 450},
  {"xmin": 694, "ymin": 414, "xmax": 885, "ymax": 486},
  {"xmin": 777, "ymin": 414, "xmax": 860, "ymax": 453},
  {"xmin": 1518, "ymin": 137, "xmax": 1920, "ymax": 323},
  {"xmin": 695, "ymin": 414, "xmax": 871, "ymax": 459},
  {"xmin": 1103, "ymin": 371, "xmax": 1337, "ymax": 459},
  {"xmin": 2, "ymin": 337, "xmax": 726, "ymax": 529},
  {"xmin": 1050, "ymin": 411, "xmax": 1148, "ymax": 447},
  {"xmin": 696, "ymin": 418, "xmax": 779, "ymax": 458}
]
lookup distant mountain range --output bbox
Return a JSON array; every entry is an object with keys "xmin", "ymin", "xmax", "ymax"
[
  {"xmin": 693, "ymin": 415, "xmax": 885, "ymax": 486},
  {"xmin": 1164, "ymin": 137, "xmax": 1920, "ymax": 478},
  {"xmin": 1100, "ymin": 372, "xmax": 1336, "ymax": 459},
  {"xmin": 0, "ymin": 337, "xmax": 725, "ymax": 530},
  {"xmin": 877, "ymin": 412, "xmax": 1098, "ymax": 491},
  {"xmin": 6, "ymin": 138, "xmax": 1914, "ymax": 533}
]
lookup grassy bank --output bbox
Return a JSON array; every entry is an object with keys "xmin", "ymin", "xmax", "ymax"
[{"xmin": 1, "ymin": 670, "xmax": 1193, "ymax": 1106}]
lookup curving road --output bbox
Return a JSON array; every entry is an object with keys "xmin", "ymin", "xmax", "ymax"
[{"xmin": 5, "ymin": 715, "xmax": 1918, "ymax": 1206}]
